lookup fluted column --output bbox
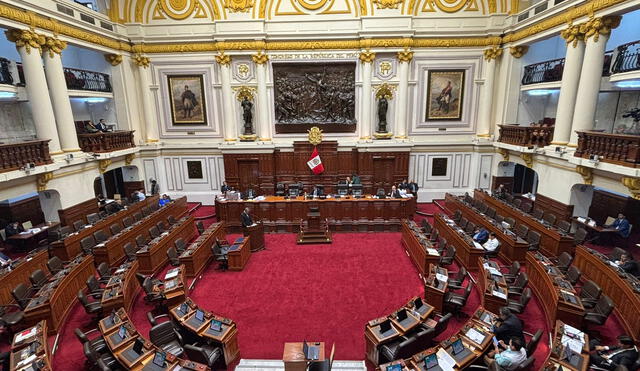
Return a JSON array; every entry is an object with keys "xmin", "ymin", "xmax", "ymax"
[
  {"xmin": 6, "ymin": 29, "xmax": 62, "ymax": 154},
  {"xmin": 42, "ymin": 36, "xmax": 80, "ymax": 153},
  {"xmin": 395, "ymin": 49, "xmax": 413, "ymax": 139},
  {"xmin": 216, "ymin": 52, "xmax": 236, "ymax": 142},
  {"xmin": 252, "ymin": 51, "xmax": 270, "ymax": 141},
  {"xmin": 552, "ymin": 25, "xmax": 586, "ymax": 145},
  {"xmin": 359, "ymin": 50, "xmax": 375, "ymax": 140},
  {"xmin": 494, "ymin": 45, "xmax": 528, "ymax": 134},
  {"xmin": 569, "ymin": 16, "xmax": 621, "ymax": 146},
  {"xmin": 477, "ymin": 46, "xmax": 502, "ymax": 137},
  {"xmin": 133, "ymin": 54, "xmax": 159, "ymax": 142}
]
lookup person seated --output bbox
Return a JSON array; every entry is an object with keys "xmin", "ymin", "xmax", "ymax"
[
  {"xmin": 244, "ymin": 187, "xmax": 256, "ymax": 200},
  {"xmin": 97, "ymin": 193, "xmax": 107, "ymax": 205},
  {"xmin": 389, "ymin": 185, "xmax": 402, "ymax": 198},
  {"xmin": 399, "ymin": 179, "xmax": 408, "ymax": 190},
  {"xmin": 590, "ymin": 335, "xmax": 638, "ymax": 370},
  {"xmin": 84, "ymin": 121, "xmax": 100, "ymax": 133},
  {"xmin": 407, "ymin": 179, "xmax": 419, "ymax": 195},
  {"xmin": 494, "ymin": 184, "xmax": 507, "ymax": 199},
  {"xmin": 376, "ymin": 188, "xmax": 386, "ymax": 198},
  {"xmin": 159, "ymin": 194, "xmax": 171, "ymax": 207},
  {"xmin": 473, "ymin": 227, "xmax": 489, "ymax": 244},
  {"xmin": 0, "ymin": 251, "xmax": 12, "ymax": 267},
  {"xmin": 605, "ymin": 213, "xmax": 631, "ymax": 238},
  {"xmin": 137, "ymin": 189, "xmax": 146, "ymax": 201},
  {"xmin": 493, "ymin": 307, "xmax": 524, "ymax": 344},
  {"xmin": 616, "ymin": 253, "xmax": 639, "ymax": 276},
  {"xmin": 351, "ymin": 173, "xmax": 361, "ymax": 184},
  {"xmin": 95, "ymin": 119, "xmax": 112, "ymax": 132},
  {"xmin": 4, "ymin": 221, "xmax": 24, "ymax": 238},
  {"xmin": 483, "ymin": 233, "xmax": 500, "ymax": 252},
  {"xmin": 310, "ymin": 185, "xmax": 323, "ymax": 198},
  {"xmin": 484, "ymin": 337, "xmax": 528, "ymax": 371},
  {"xmin": 221, "ymin": 181, "xmax": 230, "ymax": 193}
]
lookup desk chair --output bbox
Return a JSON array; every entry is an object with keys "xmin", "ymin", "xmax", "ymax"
[
  {"xmin": 448, "ymin": 267, "xmax": 468, "ymax": 291},
  {"xmin": 80, "ymin": 236, "xmax": 97, "ymax": 255},
  {"xmin": 174, "ymin": 238, "xmax": 186, "ymax": 254},
  {"xmin": 557, "ymin": 220, "xmax": 572, "ymax": 234},
  {"xmin": 0, "ymin": 304, "xmax": 24, "ymax": 336},
  {"xmin": 380, "ymin": 334, "xmax": 421, "ymax": 363},
  {"xmin": 437, "ymin": 237, "xmax": 448, "ymax": 252},
  {"xmin": 148, "ymin": 226, "xmax": 160, "ymax": 239},
  {"xmin": 465, "ymin": 222, "xmax": 476, "ymax": 235},
  {"xmin": 554, "ymin": 252, "xmax": 573, "ymax": 273},
  {"xmin": 86, "ymin": 213, "xmax": 100, "ymax": 224},
  {"xmin": 495, "ymin": 215, "xmax": 505, "ymax": 224},
  {"xmin": 142, "ymin": 277, "xmax": 166, "ymax": 309},
  {"xmin": 507, "ymin": 272, "xmax": 529, "ymax": 296},
  {"xmin": 444, "ymin": 282, "xmax": 473, "ymax": 315},
  {"xmin": 478, "ymin": 203, "xmax": 488, "ymax": 214},
  {"xmin": 73, "ymin": 220, "xmax": 85, "ymax": 231},
  {"xmin": 275, "ymin": 183, "xmax": 286, "ymax": 196},
  {"xmin": 526, "ymin": 329, "xmax": 543, "ymax": 356},
  {"xmin": 109, "ymin": 223, "xmax": 122, "ymax": 235},
  {"xmin": 486, "ymin": 207, "xmax": 497, "ymax": 220},
  {"xmin": 133, "ymin": 212, "xmax": 143, "ymax": 222},
  {"xmin": 309, "ymin": 343, "xmax": 335, "ymax": 371},
  {"xmin": 526, "ymin": 230, "xmax": 541, "ymax": 251},
  {"xmin": 542, "ymin": 213, "xmax": 557, "ymax": 227},
  {"xmin": 93, "ymin": 230, "xmax": 108, "ymax": 243},
  {"xmin": 520, "ymin": 202, "xmax": 533, "ymax": 214},
  {"xmin": 47, "ymin": 256, "xmax": 66, "ymax": 275},
  {"xmin": 135, "ymin": 234, "xmax": 148, "ymax": 248},
  {"xmin": 59, "ymin": 225, "xmax": 74, "ymax": 237},
  {"xmin": 505, "ymin": 194, "xmax": 515, "ymax": 203},
  {"xmin": 156, "ymin": 221, "xmax": 166, "ymax": 233},
  {"xmin": 142, "ymin": 206, "xmax": 152, "ymax": 217},
  {"xmin": 122, "ymin": 216, "xmax": 134, "ymax": 228},
  {"xmin": 574, "ymin": 228, "xmax": 588, "ymax": 246},
  {"xmin": 566, "ymin": 266, "xmax": 582, "ymax": 286},
  {"xmin": 166, "ymin": 247, "xmax": 180, "ymax": 266},
  {"xmin": 512, "ymin": 199, "xmax": 522, "ymax": 208},
  {"xmin": 184, "ymin": 344, "xmax": 223, "ymax": 369},
  {"xmin": 29, "ymin": 269, "xmax": 48, "ymax": 290},
  {"xmin": 74, "ymin": 327, "xmax": 108, "ymax": 355},
  {"xmin": 146, "ymin": 312, "xmax": 172, "ymax": 327},
  {"xmin": 12, "ymin": 284, "xmax": 34, "ymax": 309},
  {"xmin": 580, "ymin": 280, "xmax": 602, "ymax": 309},
  {"xmin": 531, "ymin": 209, "xmax": 544, "ymax": 220},
  {"xmin": 82, "ymin": 341, "xmax": 119, "ymax": 371},
  {"xmin": 609, "ymin": 247, "xmax": 626, "ymax": 262},
  {"xmin": 168, "ymin": 215, "xmax": 178, "ymax": 225},
  {"xmin": 439, "ymin": 246, "xmax": 456, "ymax": 267},
  {"xmin": 212, "ymin": 240, "xmax": 229, "ymax": 271},
  {"xmin": 149, "ymin": 321, "xmax": 185, "ymax": 357},
  {"xmin": 86, "ymin": 276, "xmax": 105, "ymax": 298},
  {"xmin": 429, "ymin": 229, "xmax": 439, "ymax": 244},
  {"xmin": 507, "ymin": 287, "xmax": 531, "ymax": 314},
  {"xmin": 504, "ymin": 217, "xmax": 515, "ymax": 229},
  {"xmin": 484, "ymin": 245, "xmax": 500, "ymax": 260},
  {"xmin": 196, "ymin": 221, "xmax": 205, "ymax": 235},
  {"xmin": 452, "ymin": 210, "xmax": 462, "ymax": 223},
  {"xmin": 583, "ymin": 294, "xmax": 614, "ymax": 333},
  {"xmin": 123, "ymin": 243, "xmax": 137, "ymax": 262},
  {"xmin": 421, "ymin": 219, "xmax": 432, "ymax": 236},
  {"xmin": 77, "ymin": 290, "xmax": 103, "ymax": 320},
  {"xmin": 515, "ymin": 224, "xmax": 529, "ymax": 239},
  {"xmin": 502, "ymin": 261, "xmax": 521, "ymax": 284},
  {"xmin": 459, "ymin": 218, "xmax": 469, "ymax": 230},
  {"xmin": 425, "ymin": 312, "xmax": 453, "ymax": 339},
  {"xmin": 96, "ymin": 262, "xmax": 113, "ymax": 284}
]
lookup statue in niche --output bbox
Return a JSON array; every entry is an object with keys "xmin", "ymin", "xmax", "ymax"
[
  {"xmin": 377, "ymin": 96, "xmax": 389, "ymax": 133},
  {"xmin": 241, "ymin": 96, "xmax": 253, "ymax": 135}
]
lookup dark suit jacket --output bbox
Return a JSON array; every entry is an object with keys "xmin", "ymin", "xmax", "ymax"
[
  {"xmin": 241, "ymin": 212, "xmax": 253, "ymax": 227},
  {"xmin": 391, "ymin": 190, "xmax": 402, "ymax": 198},
  {"xmin": 311, "ymin": 188, "xmax": 323, "ymax": 197},
  {"xmin": 221, "ymin": 185, "xmax": 230, "ymax": 193},
  {"xmin": 621, "ymin": 261, "xmax": 640, "ymax": 276},
  {"xmin": 244, "ymin": 189, "xmax": 256, "ymax": 199},
  {"xmin": 493, "ymin": 315, "xmax": 524, "ymax": 343},
  {"xmin": 594, "ymin": 346, "xmax": 639, "ymax": 370},
  {"xmin": 408, "ymin": 182, "xmax": 418, "ymax": 193},
  {"xmin": 4, "ymin": 224, "xmax": 23, "ymax": 237}
]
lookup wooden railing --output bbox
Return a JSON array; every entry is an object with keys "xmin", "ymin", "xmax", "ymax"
[
  {"xmin": 77, "ymin": 131, "xmax": 135, "ymax": 153},
  {"xmin": 574, "ymin": 131, "xmax": 640, "ymax": 167},
  {"xmin": 0, "ymin": 140, "xmax": 52, "ymax": 173},
  {"xmin": 498, "ymin": 125, "xmax": 555, "ymax": 147}
]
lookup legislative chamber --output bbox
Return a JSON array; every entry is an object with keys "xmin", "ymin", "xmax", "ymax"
[{"xmin": 0, "ymin": 0, "xmax": 639, "ymax": 370}]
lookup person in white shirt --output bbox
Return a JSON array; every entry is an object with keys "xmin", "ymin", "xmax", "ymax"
[
  {"xmin": 485, "ymin": 337, "xmax": 528, "ymax": 371},
  {"xmin": 0, "ymin": 251, "xmax": 12, "ymax": 267},
  {"xmin": 483, "ymin": 233, "xmax": 500, "ymax": 252},
  {"xmin": 137, "ymin": 190, "xmax": 146, "ymax": 201}
]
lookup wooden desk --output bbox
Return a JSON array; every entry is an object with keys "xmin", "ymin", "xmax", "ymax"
[
  {"xmin": 101, "ymin": 260, "xmax": 140, "ymax": 314},
  {"xmin": 573, "ymin": 246, "xmax": 640, "ymax": 342},
  {"xmin": 158, "ymin": 266, "xmax": 187, "ymax": 308},
  {"xmin": 216, "ymin": 195, "xmax": 416, "ymax": 233},
  {"xmin": 444, "ymin": 193, "xmax": 529, "ymax": 265},
  {"xmin": 179, "ymin": 222, "xmax": 225, "ymax": 278},
  {"xmin": 169, "ymin": 299, "xmax": 240, "ymax": 365},
  {"xmin": 0, "ymin": 249, "xmax": 48, "ymax": 305},
  {"xmin": 401, "ymin": 220, "xmax": 441, "ymax": 278},
  {"xmin": 477, "ymin": 258, "xmax": 508, "ymax": 315},
  {"xmin": 136, "ymin": 215, "xmax": 195, "ymax": 275},
  {"xmin": 284, "ymin": 342, "xmax": 325, "ymax": 371},
  {"xmin": 543, "ymin": 320, "xmax": 589, "ymax": 371},
  {"xmin": 365, "ymin": 317, "xmax": 402, "ymax": 365},
  {"xmin": 474, "ymin": 190, "xmax": 574, "ymax": 257},
  {"xmin": 24, "ymin": 255, "xmax": 94, "ymax": 334},
  {"xmin": 7, "ymin": 223, "xmax": 58, "ymax": 252},
  {"xmin": 434, "ymin": 214, "xmax": 485, "ymax": 271},
  {"xmin": 425, "ymin": 264, "xmax": 448, "ymax": 313},
  {"xmin": 50, "ymin": 196, "xmax": 158, "ymax": 261},
  {"xmin": 227, "ymin": 236, "xmax": 251, "ymax": 271},
  {"xmin": 10, "ymin": 320, "xmax": 51, "ymax": 371},
  {"xmin": 526, "ymin": 252, "xmax": 584, "ymax": 329},
  {"xmin": 96, "ymin": 197, "xmax": 187, "ymax": 267}
]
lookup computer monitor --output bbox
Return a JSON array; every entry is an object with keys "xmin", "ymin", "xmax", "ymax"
[
  {"xmin": 451, "ymin": 338, "xmax": 465, "ymax": 355},
  {"xmin": 424, "ymin": 353, "xmax": 438, "ymax": 369},
  {"xmin": 337, "ymin": 184, "xmax": 348, "ymax": 196},
  {"xmin": 480, "ymin": 312, "xmax": 492, "ymax": 325},
  {"xmin": 303, "ymin": 340, "xmax": 309, "ymax": 358},
  {"xmin": 132, "ymin": 338, "xmax": 144, "ymax": 355},
  {"xmin": 396, "ymin": 308, "xmax": 407, "ymax": 322},
  {"xmin": 210, "ymin": 319, "xmax": 222, "ymax": 332},
  {"xmin": 152, "ymin": 352, "xmax": 167, "ymax": 367},
  {"xmin": 117, "ymin": 325, "xmax": 127, "ymax": 340},
  {"xmin": 414, "ymin": 297, "xmax": 424, "ymax": 309},
  {"xmin": 288, "ymin": 185, "xmax": 299, "ymax": 197},
  {"xmin": 352, "ymin": 184, "xmax": 363, "ymax": 197},
  {"xmin": 195, "ymin": 309, "xmax": 205, "ymax": 322},
  {"xmin": 379, "ymin": 319, "xmax": 392, "ymax": 335},
  {"xmin": 178, "ymin": 303, "xmax": 188, "ymax": 315},
  {"xmin": 386, "ymin": 364, "xmax": 402, "ymax": 371}
]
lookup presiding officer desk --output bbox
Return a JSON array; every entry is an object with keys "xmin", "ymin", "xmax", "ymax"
[
  {"xmin": 0, "ymin": 248, "xmax": 48, "ymax": 305},
  {"xmin": 573, "ymin": 245, "xmax": 640, "ymax": 342},
  {"xmin": 216, "ymin": 195, "xmax": 416, "ymax": 233},
  {"xmin": 473, "ymin": 190, "xmax": 574, "ymax": 257},
  {"xmin": 444, "ymin": 193, "xmax": 529, "ymax": 265}
]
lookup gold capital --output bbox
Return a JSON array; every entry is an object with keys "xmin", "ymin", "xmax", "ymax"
[
  {"xmin": 621, "ymin": 176, "xmax": 640, "ymax": 200},
  {"xmin": 224, "ymin": 0, "xmax": 255, "ymax": 12},
  {"xmin": 497, "ymin": 148, "xmax": 509, "ymax": 161},
  {"xmin": 36, "ymin": 171, "xmax": 53, "ymax": 192},
  {"xmin": 372, "ymin": 0, "xmax": 403, "ymax": 9},
  {"xmin": 560, "ymin": 24, "xmax": 584, "ymax": 47},
  {"xmin": 215, "ymin": 52, "xmax": 232, "ymax": 65},
  {"xmin": 105, "ymin": 54, "xmax": 123, "ymax": 66},
  {"xmin": 483, "ymin": 46, "xmax": 503, "ymax": 61},
  {"xmin": 42, "ymin": 36, "xmax": 66, "ymax": 58},
  {"xmin": 580, "ymin": 15, "xmax": 621, "ymax": 42},
  {"xmin": 125, "ymin": 153, "xmax": 135, "ymax": 165},
  {"xmin": 509, "ymin": 45, "xmax": 528, "ymax": 58},
  {"xmin": 397, "ymin": 49, "xmax": 414, "ymax": 63},
  {"xmin": 520, "ymin": 153, "xmax": 533, "ymax": 168},
  {"xmin": 252, "ymin": 51, "xmax": 269, "ymax": 65},
  {"xmin": 575, "ymin": 165, "xmax": 593, "ymax": 185},
  {"xmin": 5, "ymin": 28, "xmax": 45, "ymax": 54},
  {"xmin": 99, "ymin": 159, "xmax": 112, "ymax": 174},
  {"xmin": 359, "ymin": 50, "xmax": 376, "ymax": 64},
  {"xmin": 133, "ymin": 54, "xmax": 150, "ymax": 68}
]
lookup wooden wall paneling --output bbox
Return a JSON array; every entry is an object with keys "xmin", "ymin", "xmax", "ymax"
[
  {"xmin": 588, "ymin": 189, "xmax": 640, "ymax": 227},
  {"xmin": 535, "ymin": 193, "xmax": 574, "ymax": 222},
  {"xmin": 492, "ymin": 176, "xmax": 514, "ymax": 193},
  {"xmin": 57, "ymin": 198, "xmax": 99, "ymax": 226},
  {"xmin": 0, "ymin": 196, "xmax": 45, "ymax": 227},
  {"xmin": 123, "ymin": 181, "xmax": 144, "ymax": 199}
]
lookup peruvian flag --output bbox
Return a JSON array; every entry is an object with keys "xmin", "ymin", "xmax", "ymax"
[{"xmin": 307, "ymin": 147, "xmax": 324, "ymax": 175}]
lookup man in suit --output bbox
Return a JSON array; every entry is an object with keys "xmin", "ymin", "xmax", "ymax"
[
  {"xmin": 590, "ymin": 335, "xmax": 638, "ymax": 370},
  {"xmin": 311, "ymin": 185, "xmax": 323, "ymax": 198},
  {"xmin": 493, "ymin": 307, "xmax": 524, "ymax": 343},
  {"xmin": 408, "ymin": 180, "xmax": 419, "ymax": 196},
  {"xmin": 351, "ymin": 173, "xmax": 361, "ymax": 184},
  {"xmin": 221, "ymin": 181, "xmax": 230, "ymax": 193},
  {"xmin": 390, "ymin": 185, "xmax": 402, "ymax": 198},
  {"xmin": 241, "ymin": 208, "xmax": 254, "ymax": 228},
  {"xmin": 4, "ymin": 221, "xmax": 24, "ymax": 238},
  {"xmin": 617, "ymin": 253, "xmax": 639, "ymax": 276},
  {"xmin": 95, "ymin": 119, "xmax": 112, "ymax": 132},
  {"xmin": 150, "ymin": 179, "xmax": 159, "ymax": 195},
  {"xmin": 399, "ymin": 179, "xmax": 408, "ymax": 190},
  {"xmin": 605, "ymin": 213, "xmax": 631, "ymax": 238},
  {"xmin": 494, "ymin": 184, "xmax": 507, "ymax": 199},
  {"xmin": 244, "ymin": 187, "xmax": 256, "ymax": 199}
]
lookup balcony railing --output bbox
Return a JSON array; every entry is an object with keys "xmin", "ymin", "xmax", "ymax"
[
  {"xmin": 522, "ymin": 58, "xmax": 564, "ymax": 85},
  {"xmin": 575, "ymin": 131, "xmax": 640, "ymax": 167},
  {"xmin": 0, "ymin": 140, "xmax": 52, "ymax": 173},
  {"xmin": 612, "ymin": 40, "xmax": 640, "ymax": 74},
  {"xmin": 602, "ymin": 50, "xmax": 613, "ymax": 77},
  {"xmin": 64, "ymin": 67, "xmax": 112, "ymax": 93},
  {"xmin": 498, "ymin": 124, "xmax": 555, "ymax": 147},
  {"xmin": 78, "ymin": 131, "xmax": 135, "ymax": 153}
]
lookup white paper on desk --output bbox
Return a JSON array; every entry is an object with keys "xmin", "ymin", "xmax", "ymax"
[
  {"xmin": 115, "ymin": 268, "xmax": 125, "ymax": 274},
  {"xmin": 473, "ymin": 242, "xmax": 484, "ymax": 250},
  {"xmin": 563, "ymin": 324, "xmax": 585, "ymax": 343},
  {"xmin": 15, "ymin": 327, "xmax": 37, "ymax": 343},
  {"xmin": 19, "ymin": 231, "xmax": 30, "ymax": 235},
  {"xmin": 465, "ymin": 328, "xmax": 486, "ymax": 345},
  {"xmin": 588, "ymin": 220, "xmax": 596, "ymax": 227},
  {"xmin": 436, "ymin": 348, "xmax": 456, "ymax": 371},
  {"xmin": 561, "ymin": 335, "xmax": 584, "ymax": 354},
  {"xmin": 484, "ymin": 265, "xmax": 502, "ymax": 276},
  {"xmin": 16, "ymin": 354, "xmax": 36, "ymax": 368},
  {"xmin": 164, "ymin": 270, "xmax": 179, "ymax": 279},
  {"xmin": 577, "ymin": 217, "xmax": 586, "ymax": 223},
  {"xmin": 492, "ymin": 290, "xmax": 507, "ymax": 299},
  {"xmin": 436, "ymin": 273, "xmax": 449, "ymax": 283},
  {"xmin": 427, "ymin": 248, "xmax": 439, "ymax": 256}
]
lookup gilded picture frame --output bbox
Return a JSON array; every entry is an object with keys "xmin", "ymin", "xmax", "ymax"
[
  {"xmin": 425, "ymin": 70, "xmax": 465, "ymax": 121},
  {"xmin": 168, "ymin": 75, "xmax": 207, "ymax": 125}
]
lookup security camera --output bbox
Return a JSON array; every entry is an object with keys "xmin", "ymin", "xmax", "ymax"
[{"xmin": 65, "ymin": 153, "xmax": 74, "ymax": 162}]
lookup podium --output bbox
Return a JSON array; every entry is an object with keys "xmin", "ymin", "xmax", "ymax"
[
  {"xmin": 297, "ymin": 207, "xmax": 332, "ymax": 244},
  {"xmin": 243, "ymin": 221, "xmax": 265, "ymax": 252}
]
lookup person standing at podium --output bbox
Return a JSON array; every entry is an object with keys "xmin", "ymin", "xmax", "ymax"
[{"xmin": 241, "ymin": 208, "xmax": 255, "ymax": 227}]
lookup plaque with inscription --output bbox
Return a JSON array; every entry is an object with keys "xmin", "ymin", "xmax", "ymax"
[{"xmin": 431, "ymin": 158, "xmax": 448, "ymax": 177}]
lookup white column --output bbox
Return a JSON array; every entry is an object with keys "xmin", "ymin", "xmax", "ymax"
[
  {"xmin": 477, "ymin": 47, "xmax": 502, "ymax": 137},
  {"xmin": 569, "ymin": 16, "xmax": 621, "ymax": 146},
  {"xmin": 5, "ymin": 29, "xmax": 61, "ymax": 153},
  {"xmin": 107, "ymin": 54, "xmax": 142, "ymax": 136},
  {"xmin": 133, "ymin": 55, "xmax": 159, "ymax": 143},
  {"xmin": 253, "ymin": 52, "xmax": 270, "ymax": 141},
  {"xmin": 42, "ymin": 37, "xmax": 80, "ymax": 153},
  {"xmin": 395, "ymin": 50, "xmax": 412, "ymax": 139},
  {"xmin": 359, "ymin": 50, "xmax": 375, "ymax": 140},
  {"xmin": 552, "ymin": 25, "xmax": 586, "ymax": 145},
  {"xmin": 216, "ymin": 53, "xmax": 236, "ymax": 142},
  {"xmin": 494, "ymin": 46, "xmax": 527, "ymax": 133}
]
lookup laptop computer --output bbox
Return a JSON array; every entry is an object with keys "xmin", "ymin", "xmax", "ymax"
[
  {"xmin": 195, "ymin": 309, "xmax": 205, "ymax": 322},
  {"xmin": 396, "ymin": 308, "xmax": 408, "ymax": 322},
  {"xmin": 302, "ymin": 340, "xmax": 319, "ymax": 360},
  {"xmin": 118, "ymin": 325, "xmax": 127, "ymax": 340},
  {"xmin": 379, "ymin": 319, "xmax": 394, "ymax": 337},
  {"xmin": 424, "ymin": 353, "xmax": 440, "ymax": 370},
  {"xmin": 210, "ymin": 319, "xmax": 222, "ymax": 332},
  {"xmin": 386, "ymin": 364, "xmax": 402, "ymax": 371},
  {"xmin": 563, "ymin": 345, "xmax": 583, "ymax": 368},
  {"xmin": 152, "ymin": 351, "xmax": 167, "ymax": 367},
  {"xmin": 449, "ymin": 338, "xmax": 472, "ymax": 361},
  {"xmin": 133, "ymin": 338, "xmax": 144, "ymax": 355}
]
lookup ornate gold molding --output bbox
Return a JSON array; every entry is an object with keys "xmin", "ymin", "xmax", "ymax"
[
  {"xmin": 560, "ymin": 24, "xmax": 584, "ymax": 47},
  {"xmin": 397, "ymin": 49, "xmax": 414, "ymax": 63},
  {"xmin": 224, "ymin": 0, "xmax": 255, "ymax": 13},
  {"xmin": 373, "ymin": 0, "xmax": 403, "ymax": 9},
  {"xmin": 105, "ymin": 54, "xmax": 123, "ymax": 66},
  {"xmin": 509, "ymin": 45, "xmax": 528, "ymax": 58},
  {"xmin": 5, "ymin": 28, "xmax": 45, "ymax": 54},
  {"xmin": 98, "ymin": 159, "xmax": 112, "ymax": 174},
  {"xmin": 125, "ymin": 153, "xmax": 135, "ymax": 166},
  {"xmin": 622, "ymin": 177, "xmax": 640, "ymax": 200},
  {"xmin": 374, "ymin": 83, "xmax": 395, "ymax": 100},
  {"xmin": 579, "ymin": 15, "xmax": 621, "ymax": 42},
  {"xmin": 234, "ymin": 86, "xmax": 255, "ymax": 101},
  {"xmin": 308, "ymin": 126, "xmax": 323, "ymax": 145},
  {"xmin": 520, "ymin": 153, "xmax": 533, "ymax": 168},
  {"xmin": 251, "ymin": 51, "xmax": 269, "ymax": 65},
  {"xmin": 215, "ymin": 52, "xmax": 232, "ymax": 65},
  {"xmin": 36, "ymin": 171, "xmax": 53, "ymax": 192},
  {"xmin": 483, "ymin": 46, "xmax": 503, "ymax": 61},
  {"xmin": 42, "ymin": 36, "xmax": 66, "ymax": 58},
  {"xmin": 133, "ymin": 54, "xmax": 150, "ymax": 68},
  {"xmin": 498, "ymin": 148, "xmax": 509, "ymax": 161},
  {"xmin": 575, "ymin": 165, "xmax": 593, "ymax": 185},
  {"xmin": 359, "ymin": 50, "xmax": 376, "ymax": 63}
]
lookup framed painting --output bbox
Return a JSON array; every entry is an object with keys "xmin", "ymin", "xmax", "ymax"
[
  {"xmin": 425, "ymin": 70, "xmax": 465, "ymax": 121},
  {"xmin": 168, "ymin": 75, "xmax": 207, "ymax": 125}
]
